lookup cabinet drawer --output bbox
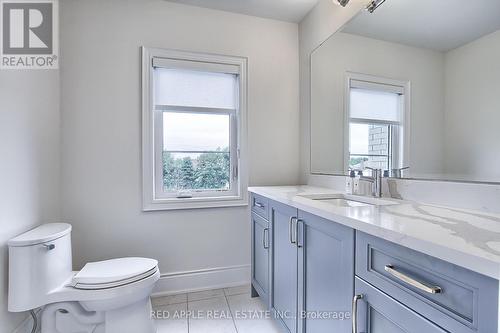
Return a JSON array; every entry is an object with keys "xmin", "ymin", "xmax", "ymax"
[
  {"xmin": 251, "ymin": 193, "xmax": 269, "ymax": 220},
  {"xmin": 354, "ymin": 277, "xmax": 448, "ymax": 333},
  {"xmin": 356, "ymin": 232, "xmax": 498, "ymax": 333}
]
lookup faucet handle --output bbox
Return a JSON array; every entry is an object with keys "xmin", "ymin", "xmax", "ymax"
[
  {"xmin": 389, "ymin": 166, "xmax": 409, "ymax": 178},
  {"xmin": 348, "ymin": 168, "xmax": 365, "ymax": 176},
  {"xmin": 365, "ymin": 167, "xmax": 382, "ymax": 176}
]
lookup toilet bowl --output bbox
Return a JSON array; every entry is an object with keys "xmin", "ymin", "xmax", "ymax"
[{"xmin": 8, "ymin": 223, "xmax": 160, "ymax": 333}]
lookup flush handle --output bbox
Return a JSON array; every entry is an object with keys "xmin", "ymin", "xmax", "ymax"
[{"xmin": 43, "ymin": 244, "xmax": 56, "ymax": 250}]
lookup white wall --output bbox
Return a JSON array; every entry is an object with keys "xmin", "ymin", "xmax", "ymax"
[
  {"xmin": 0, "ymin": 70, "xmax": 60, "ymax": 331},
  {"xmin": 444, "ymin": 30, "xmax": 500, "ymax": 181},
  {"xmin": 59, "ymin": 0, "xmax": 299, "ymax": 292},
  {"xmin": 309, "ymin": 32, "xmax": 445, "ymax": 176}
]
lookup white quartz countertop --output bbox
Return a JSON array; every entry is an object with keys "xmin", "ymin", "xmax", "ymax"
[{"xmin": 249, "ymin": 185, "xmax": 500, "ymax": 280}]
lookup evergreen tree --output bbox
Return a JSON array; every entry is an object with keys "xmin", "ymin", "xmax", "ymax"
[
  {"xmin": 195, "ymin": 148, "xmax": 230, "ymax": 189},
  {"xmin": 179, "ymin": 157, "xmax": 195, "ymax": 189},
  {"xmin": 163, "ymin": 147, "xmax": 230, "ymax": 191},
  {"xmin": 163, "ymin": 152, "xmax": 175, "ymax": 189}
]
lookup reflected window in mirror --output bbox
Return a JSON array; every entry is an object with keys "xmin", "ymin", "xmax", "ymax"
[{"xmin": 346, "ymin": 75, "xmax": 408, "ymax": 176}]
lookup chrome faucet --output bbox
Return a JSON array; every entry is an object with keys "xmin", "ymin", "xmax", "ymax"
[{"xmin": 359, "ymin": 167, "xmax": 383, "ymax": 198}]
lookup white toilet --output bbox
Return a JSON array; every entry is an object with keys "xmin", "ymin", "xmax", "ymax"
[{"xmin": 8, "ymin": 223, "xmax": 160, "ymax": 333}]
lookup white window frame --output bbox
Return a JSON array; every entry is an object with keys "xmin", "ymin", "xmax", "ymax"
[
  {"xmin": 344, "ymin": 72, "xmax": 411, "ymax": 173},
  {"xmin": 142, "ymin": 47, "xmax": 248, "ymax": 211}
]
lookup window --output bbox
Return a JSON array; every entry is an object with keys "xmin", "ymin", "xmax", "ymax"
[
  {"xmin": 346, "ymin": 74, "xmax": 409, "ymax": 175},
  {"xmin": 142, "ymin": 48, "xmax": 248, "ymax": 210}
]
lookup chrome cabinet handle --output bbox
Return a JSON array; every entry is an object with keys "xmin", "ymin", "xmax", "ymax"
[
  {"xmin": 263, "ymin": 228, "xmax": 269, "ymax": 249},
  {"xmin": 296, "ymin": 220, "xmax": 304, "ymax": 248},
  {"xmin": 254, "ymin": 202, "xmax": 265, "ymax": 208},
  {"xmin": 352, "ymin": 294, "xmax": 363, "ymax": 333},
  {"xmin": 43, "ymin": 244, "xmax": 55, "ymax": 250},
  {"xmin": 289, "ymin": 217, "xmax": 297, "ymax": 244},
  {"xmin": 385, "ymin": 265, "xmax": 442, "ymax": 294}
]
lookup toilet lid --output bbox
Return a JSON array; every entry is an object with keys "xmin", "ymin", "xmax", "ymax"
[{"xmin": 73, "ymin": 257, "xmax": 158, "ymax": 289}]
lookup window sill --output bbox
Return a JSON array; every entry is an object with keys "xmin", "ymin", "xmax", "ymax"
[{"xmin": 142, "ymin": 195, "xmax": 248, "ymax": 211}]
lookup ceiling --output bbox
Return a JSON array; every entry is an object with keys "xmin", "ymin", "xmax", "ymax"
[
  {"xmin": 342, "ymin": 0, "xmax": 500, "ymax": 52},
  {"xmin": 165, "ymin": 0, "xmax": 319, "ymax": 23}
]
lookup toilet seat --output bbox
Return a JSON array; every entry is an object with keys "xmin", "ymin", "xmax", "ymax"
[{"xmin": 72, "ymin": 257, "xmax": 158, "ymax": 290}]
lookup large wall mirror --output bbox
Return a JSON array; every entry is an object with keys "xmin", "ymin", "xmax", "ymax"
[{"xmin": 310, "ymin": 0, "xmax": 500, "ymax": 183}]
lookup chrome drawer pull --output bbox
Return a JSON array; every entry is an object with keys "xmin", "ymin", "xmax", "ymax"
[
  {"xmin": 296, "ymin": 220, "xmax": 303, "ymax": 248},
  {"xmin": 384, "ymin": 265, "xmax": 442, "ymax": 294},
  {"xmin": 289, "ymin": 217, "xmax": 297, "ymax": 244},
  {"xmin": 254, "ymin": 202, "xmax": 265, "ymax": 208},
  {"xmin": 263, "ymin": 228, "xmax": 269, "ymax": 249},
  {"xmin": 352, "ymin": 294, "xmax": 363, "ymax": 333}
]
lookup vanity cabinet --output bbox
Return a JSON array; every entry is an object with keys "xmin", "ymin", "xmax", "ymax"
[
  {"xmin": 250, "ymin": 191, "xmax": 499, "ymax": 333},
  {"xmin": 356, "ymin": 231, "xmax": 499, "ymax": 333},
  {"xmin": 267, "ymin": 200, "xmax": 355, "ymax": 333},
  {"xmin": 251, "ymin": 194, "xmax": 271, "ymax": 304},
  {"xmin": 251, "ymin": 212, "xmax": 270, "ymax": 303},
  {"xmin": 270, "ymin": 200, "xmax": 299, "ymax": 333},
  {"xmin": 297, "ymin": 210, "xmax": 354, "ymax": 333}
]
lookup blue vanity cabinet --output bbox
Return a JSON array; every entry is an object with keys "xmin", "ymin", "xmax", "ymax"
[
  {"xmin": 251, "ymin": 192, "xmax": 500, "ymax": 333},
  {"xmin": 296, "ymin": 210, "xmax": 355, "ymax": 333},
  {"xmin": 257, "ymin": 197, "xmax": 357, "ymax": 333},
  {"xmin": 270, "ymin": 200, "xmax": 299, "ymax": 333},
  {"xmin": 356, "ymin": 231, "xmax": 499, "ymax": 333},
  {"xmin": 251, "ymin": 212, "xmax": 270, "ymax": 304},
  {"xmin": 353, "ymin": 277, "xmax": 449, "ymax": 333}
]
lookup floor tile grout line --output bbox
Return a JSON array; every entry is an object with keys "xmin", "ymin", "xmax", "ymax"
[
  {"xmin": 224, "ymin": 294, "xmax": 240, "ymax": 333},
  {"xmin": 154, "ymin": 286, "xmax": 250, "ymax": 333},
  {"xmin": 153, "ymin": 300, "xmax": 188, "ymax": 307},
  {"xmin": 188, "ymin": 295, "xmax": 225, "ymax": 302},
  {"xmin": 187, "ymin": 299, "xmax": 190, "ymax": 333}
]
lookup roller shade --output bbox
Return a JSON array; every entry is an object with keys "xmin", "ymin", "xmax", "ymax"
[
  {"xmin": 154, "ymin": 67, "xmax": 238, "ymax": 109},
  {"xmin": 153, "ymin": 57, "xmax": 240, "ymax": 75}
]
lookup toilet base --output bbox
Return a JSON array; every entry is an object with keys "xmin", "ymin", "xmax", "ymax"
[
  {"xmin": 41, "ymin": 298, "xmax": 156, "ymax": 333},
  {"xmin": 105, "ymin": 297, "xmax": 156, "ymax": 333}
]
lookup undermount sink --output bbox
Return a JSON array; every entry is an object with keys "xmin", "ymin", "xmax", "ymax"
[{"xmin": 296, "ymin": 193, "xmax": 400, "ymax": 207}]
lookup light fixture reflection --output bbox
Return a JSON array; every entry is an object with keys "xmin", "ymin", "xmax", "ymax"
[{"xmin": 337, "ymin": 0, "xmax": 350, "ymax": 7}]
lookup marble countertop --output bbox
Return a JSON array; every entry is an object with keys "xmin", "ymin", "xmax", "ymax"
[{"xmin": 249, "ymin": 185, "xmax": 500, "ymax": 280}]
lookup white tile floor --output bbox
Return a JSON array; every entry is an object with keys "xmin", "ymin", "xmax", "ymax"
[{"xmin": 152, "ymin": 285, "xmax": 282, "ymax": 333}]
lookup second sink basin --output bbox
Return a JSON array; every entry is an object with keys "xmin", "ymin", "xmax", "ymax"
[{"xmin": 297, "ymin": 193, "xmax": 400, "ymax": 207}]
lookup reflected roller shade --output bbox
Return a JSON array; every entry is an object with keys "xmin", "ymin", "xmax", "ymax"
[
  {"xmin": 349, "ymin": 79, "xmax": 403, "ymax": 123},
  {"xmin": 350, "ymin": 88, "xmax": 402, "ymax": 123}
]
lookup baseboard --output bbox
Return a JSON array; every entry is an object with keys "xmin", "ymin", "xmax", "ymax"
[
  {"xmin": 12, "ymin": 309, "xmax": 41, "ymax": 333},
  {"xmin": 151, "ymin": 264, "xmax": 251, "ymax": 297}
]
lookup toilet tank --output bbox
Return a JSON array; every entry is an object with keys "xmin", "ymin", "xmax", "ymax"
[{"xmin": 8, "ymin": 223, "xmax": 73, "ymax": 312}]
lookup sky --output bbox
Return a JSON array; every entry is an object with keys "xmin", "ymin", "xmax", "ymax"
[
  {"xmin": 163, "ymin": 112, "xmax": 229, "ymax": 152},
  {"xmin": 350, "ymin": 123, "xmax": 369, "ymax": 154}
]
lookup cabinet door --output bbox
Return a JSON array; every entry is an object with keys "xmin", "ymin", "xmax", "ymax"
[
  {"xmin": 270, "ymin": 201, "xmax": 298, "ymax": 333},
  {"xmin": 353, "ymin": 277, "xmax": 449, "ymax": 333},
  {"xmin": 251, "ymin": 212, "xmax": 269, "ymax": 302},
  {"xmin": 297, "ymin": 210, "xmax": 354, "ymax": 333}
]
